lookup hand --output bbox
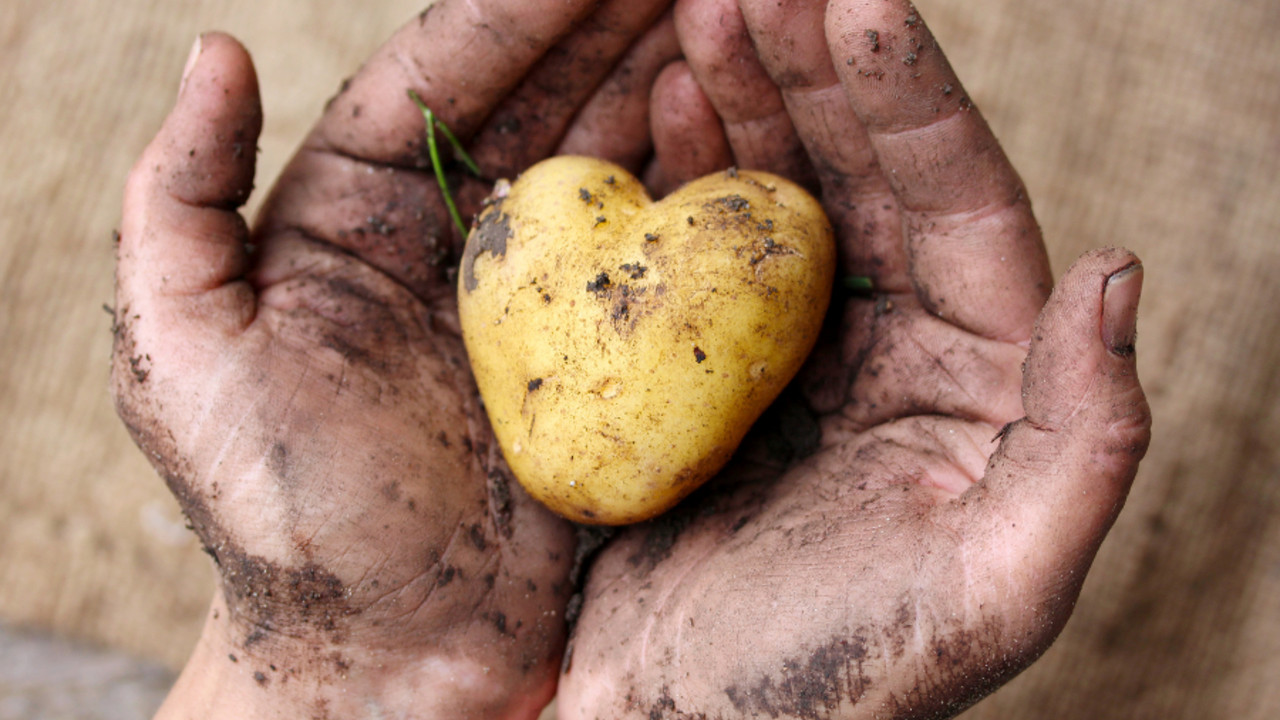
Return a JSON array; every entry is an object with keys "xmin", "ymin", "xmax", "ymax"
[
  {"xmin": 558, "ymin": 1, "xmax": 1152, "ymax": 717},
  {"xmin": 113, "ymin": 2, "xmax": 678, "ymax": 717}
]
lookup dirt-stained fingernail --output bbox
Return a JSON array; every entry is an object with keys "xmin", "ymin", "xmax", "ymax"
[
  {"xmin": 1102, "ymin": 262, "xmax": 1143, "ymax": 356},
  {"xmin": 179, "ymin": 34, "xmax": 203, "ymax": 96}
]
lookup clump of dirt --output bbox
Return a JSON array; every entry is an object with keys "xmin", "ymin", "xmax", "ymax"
[
  {"xmin": 586, "ymin": 272, "xmax": 612, "ymax": 296},
  {"xmin": 461, "ymin": 206, "xmax": 511, "ymax": 292}
]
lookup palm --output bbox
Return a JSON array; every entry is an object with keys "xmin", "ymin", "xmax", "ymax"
[
  {"xmin": 186, "ymin": 237, "xmax": 560, "ymax": 642},
  {"xmin": 562, "ymin": 413, "xmax": 1027, "ymax": 716}
]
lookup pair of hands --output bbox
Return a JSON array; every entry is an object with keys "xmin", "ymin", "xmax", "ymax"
[{"xmin": 115, "ymin": 0, "xmax": 1151, "ymax": 718}]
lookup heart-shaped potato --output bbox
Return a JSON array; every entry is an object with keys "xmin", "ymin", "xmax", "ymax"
[{"xmin": 459, "ymin": 156, "xmax": 834, "ymax": 525}]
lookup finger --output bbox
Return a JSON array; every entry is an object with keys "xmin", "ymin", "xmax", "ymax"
[
  {"xmin": 315, "ymin": 0, "xmax": 602, "ymax": 166},
  {"xmin": 966, "ymin": 248, "xmax": 1150, "ymax": 583},
  {"xmin": 828, "ymin": 0, "xmax": 1052, "ymax": 342},
  {"xmin": 468, "ymin": 0, "xmax": 676, "ymax": 178},
  {"xmin": 557, "ymin": 12, "xmax": 682, "ymax": 174},
  {"xmin": 647, "ymin": 61, "xmax": 733, "ymax": 195},
  {"xmin": 674, "ymin": 0, "xmax": 815, "ymax": 187},
  {"xmin": 117, "ymin": 32, "xmax": 261, "ymax": 342},
  {"xmin": 732, "ymin": 0, "xmax": 907, "ymax": 291}
]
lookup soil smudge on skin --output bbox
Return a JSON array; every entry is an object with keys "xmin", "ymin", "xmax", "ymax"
[
  {"xmin": 569, "ymin": 525, "xmax": 616, "ymax": 587},
  {"xmin": 320, "ymin": 331, "xmax": 386, "ymax": 373},
  {"xmin": 724, "ymin": 634, "xmax": 873, "ymax": 719},
  {"xmin": 881, "ymin": 618, "xmax": 1017, "ymax": 719},
  {"xmin": 214, "ymin": 534, "xmax": 357, "ymax": 644},
  {"xmin": 488, "ymin": 468, "xmax": 514, "ymax": 539},
  {"xmin": 468, "ymin": 523, "xmax": 488, "ymax": 551},
  {"xmin": 437, "ymin": 565, "xmax": 458, "ymax": 588},
  {"xmin": 866, "ymin": 29, "xmax": 881, "ymax": 52},
  {"xmin": 628, "ymin": 506, "xmax": 694, "ymax": 572},
  {"xmin": 268, "ymin": 442, "xmax": 292, "ymax": 486},
  {"xmin": 313, "ymin": 274, "xmax": 413, "ymax": 377},
  {"xmin": 746, "ymin": 389, "xmax": 822, "ymax": 465},
  {"xmin": 644, "ymin": 687, "xmax": 705, "ymax": 720},
  {"xmin": 113, "ymin": 381, "xmax": 358, "ymax": 651},
  {"xmin": 128, "ymin": 353, "xmax": 151, "ymax": 383}
]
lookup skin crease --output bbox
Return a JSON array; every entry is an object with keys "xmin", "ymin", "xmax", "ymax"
[{"xmin": 117, "ymin": 1, "xmax": 1149, "ymax": 719}]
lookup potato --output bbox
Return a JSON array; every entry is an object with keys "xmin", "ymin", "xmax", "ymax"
[{"xmin": 458, "ymin": 156, "xmax": 834, "ymax": 525}]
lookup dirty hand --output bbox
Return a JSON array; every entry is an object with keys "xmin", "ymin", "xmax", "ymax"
[
  {"xmin": 558, "ymin": 0, "xmax": 1152, "ymax": 717},
  {"xmin": 112, "ymin": 2, "xmax": 678, "ymax": 718}
]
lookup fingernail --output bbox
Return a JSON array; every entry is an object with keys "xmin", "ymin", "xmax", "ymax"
[
  {"xmin": 179, "ymin": 34, "xmax": 203, "ymax": 95},
  {"xmin": 1103, "ymin": 262, "xmax": 1143, "ymax": 356}
]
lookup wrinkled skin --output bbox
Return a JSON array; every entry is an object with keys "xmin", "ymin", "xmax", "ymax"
[{"xmin": 116, "ymin": 0, "xmax": 1150, "ymax": 718}]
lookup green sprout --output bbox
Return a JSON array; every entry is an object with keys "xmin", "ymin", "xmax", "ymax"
[
  {"xmin": 408, "ymin": 90, "xmax": 481, "ymax": 237},
  {"xmin": 843, "ymin": 275, "xmax": 874, "ymax": 292}
]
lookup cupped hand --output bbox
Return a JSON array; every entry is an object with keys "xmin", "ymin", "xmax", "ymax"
[
  {"xmin": 558, "ymin": 1, "xmax": 1152, "ymax": 718},
  {"xmin": 113, "ymin": 2, "xmax": 678, "ymax": 718}
]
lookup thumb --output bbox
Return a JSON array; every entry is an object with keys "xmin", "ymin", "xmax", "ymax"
[
  {"xmin": 116, "ymin": 32, "xmax": 261, "ymax": 340},
  {"xmin": 969, "ymin": 247, "xmax": 1152, "ymax": 590}
]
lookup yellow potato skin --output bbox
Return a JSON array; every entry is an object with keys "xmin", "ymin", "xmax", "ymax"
[{"xmin": 458, "ymin": 156, "xmax": 834, "ymax": 525}]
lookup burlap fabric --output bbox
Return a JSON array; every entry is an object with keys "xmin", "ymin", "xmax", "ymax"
[{"xmin": 1, "ymin": 1, "xmax": 1275, "ymax": 717}]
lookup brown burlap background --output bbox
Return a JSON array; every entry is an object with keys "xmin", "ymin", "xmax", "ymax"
[{"xmin": 2, "ymin": 0, "xmax": 1276, "ymax": 716}]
